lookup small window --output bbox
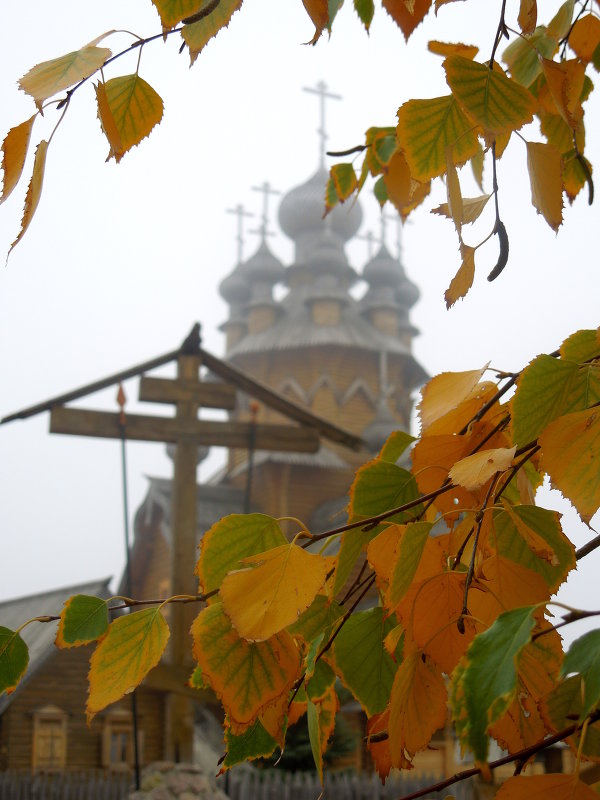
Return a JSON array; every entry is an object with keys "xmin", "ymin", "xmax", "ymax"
[
  {"xmin": 32, "ymin": 705, "xmax": 67, "ymax": 771},
  {"xmin": 102, "ymin": 710, "xmax": 143, "ymax": 771}
]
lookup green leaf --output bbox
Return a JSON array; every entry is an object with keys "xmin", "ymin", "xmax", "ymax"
[
  {"xmin": 334, "ymin": 607, "xmax": 397, "ymax": 715},
  {"xmin": 389, "ymin": 522, "xmax": 433, "ymax": 606},
  {"xmin": 373, "ymin": 175, "xmax": 388, "ymax": 206},
  {"xmin": 197, "ymin": 513, "xmax": 287, "ymax": 594},
  {"xmin": 354, "ymin": 0, "xmax": 374, "ymax": 30},
  {"xmin": 307, "ymin": 699, "xmax": 322, "ymax": 780},
  {"xmin": 152, "ymin": 0, "xmax": 208, "ymax": 28},
  {"xmin": 330, "ymin": 163, "xmax": 357, "ymax": 201},
  {"xmin": 560, "ymin": 329, "xmax": 600, "ymax": 362},
  {"xmin": 451, "ymin": 605, "xmax": 537, "ymax": 762},
  {"xmin": 378, "ymin": 430, "xmax": 415, "ymax": 463},
  {"xmin": 56, "ymin": 594, "xmax": 109, "ymax": 648},
  {"xmin": 189, "ymin": 664, "xmax": 208, "ymax": 690},
  {"xmin": 86, "ymin": 608, "xmax": 169, "ymax": 721},
  {"xmin": 511, "ymin": 354, "xmax": 600, "ymax": 446},
  {"xmin": 548, "ymin": 0, "xmax": 575, "ymax": 41},
  {"xmin": 288, "ymin": 594, "xmax": 343, "ymax": 644},
  {"xmin": 223, "ymin": 718, "xmax": 278, "ymax": 769},
  {"xmin": 0, "ymin": 627, "xmax": 29, "ymax": 696},
  {"xmin": 19, "ymin": 46, "xmax": 111, "ymax": 110},
  {"xmin": 349, "ymin": 461, "xmax": 421, "ymax": 526},
  {"xmin": 562, "ymin": 631, "xmax": 600, "ymax": 720},
  {"xmin": 397, "ymin": 95, "xmax": 479, "ymax": 181},
  {"xmin": 444, "ymin": 56, "xmax": 536, "ymax": 135},
  {"xmin": 307, "ymin": 660, "xmax": 336, "ymax": 701},
  {"xmin": 181, "ymin": 0, "xmax": 243, "ymax": 65},
  {"xmin": 502, "ymin": 28, "xmax": 557, "ymax": 87},
  {"xmin": 493, "ymin": 505, "xmax": 575, "ymax": 592}
]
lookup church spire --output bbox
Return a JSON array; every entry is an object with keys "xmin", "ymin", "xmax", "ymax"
[{"xmin": 302, "ymin": 80, "xmax": 341, "ymax": 169}]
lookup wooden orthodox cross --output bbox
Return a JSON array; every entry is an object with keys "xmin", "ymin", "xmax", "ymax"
[
  {"xmin": 42, "ymin": 325, "xmax": 358, "ymax": 762},
  {"xmin": 303, "ymin": 80, "xmax": 341, "ymax": 168}
]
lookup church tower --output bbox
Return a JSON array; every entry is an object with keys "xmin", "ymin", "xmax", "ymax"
[{"xmin": 216, "ymin": 82, "xmax": 427, "ymax": 532}]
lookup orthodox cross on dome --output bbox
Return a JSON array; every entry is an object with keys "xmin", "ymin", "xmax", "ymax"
[
  {"xmin": 303, "ymin": 80, "xmax": 342, "ymax": 169},
  {"xmin": 226, "ymin": 203, "xmax": 253, "ymax": 264},
  {"xmin": 357, "ymin": 229, "xmax": 375, "ymax": 259},
  {"xmin": 378, "ymin": 212, "xmax": 389, "ymax": 250},
  {"xmin": 250, "ymin": 180, "xmax": 281, "ymax": 241},
  {"xmin": 385, "ymin": 211, "xmax": 404, "ymax": 259}
]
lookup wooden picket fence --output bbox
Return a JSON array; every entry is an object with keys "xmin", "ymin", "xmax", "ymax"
[
  {"xmin": 0, "ymin": 768, "xmax": 474, "ymax": 799},
  {"xmin": 218, "ymin": 767, "xmax": 475, "ymax": 800},
  {"xmin": 0, "ymin": 770, "xmax": 132, "ymax": 800}
]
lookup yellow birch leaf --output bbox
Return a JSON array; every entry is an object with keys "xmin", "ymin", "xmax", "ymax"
[
  {"xmin": 388, "ymin": 651, "xmax": 447, "ymax": 762},
  {"xmin": 563, "ymin": 149, "xmax": 592, "ymax": 203},
  {"xmin": 444, "ymin": 56, "xmax": 536, "ymax": 136},
  {"xmin": 433, "ymin": 193, "xmax": 490, "ymax": 225},
  {"xmin": 539, "ymin": 407, "xmax": 600, "ymax": 524},
  {"xmin": 95, "ymin": 82, "xmax": 122, "ymax": 161},
  {"xmin": 569, "ymin": 15, "xmax": 600, "ymax": 63},
  {"xmin": 19, "ymin": 47, "xmax": 111, "ymax": 110},
  {"xmin": 397, "ymin": 95, "xmax": 479, "ymax": 181},
  {"xmin": 259, "ymin": 692, "xmax": 288, "ymax": 748},
  {"xmin": 86, "ymin": 608, "xmax": 169, "ymax": 722},
  {"xmin": 471, "ymin": 144, "xmax": 484, "ymax": 190},
  {"xmin": 445, "ymin": 242, "xmax": 476, "ymax": 310},
  {"xmin": 428, "ymin": 41, "xmax": 478, "ymax": 59},
  {"xmin": 382, "ymin": 0, "xmax": 432, "ymax": 41},
  {"xmin": 191, "ymin": 603, "xmax": 300, "ymax": 729},
  {"xmin": 151, "ymin": 0, "xmax": 208, "ymax": 28},
  {"xmin": 1, "ymin": 116, "xmax": 36, "ymax": 205},
  {"xmin": 526, "ymin": 140, "xmax": 564, "ymax": 231},
  {"xmin": 495, "ymin": 774, "xmax": 598, "ymax": 800},
  {"xmin": 383, "ymin": 150, "xmax": 412, "ymax": 211},
  {"xmin": 475, "ymin": 554, "xmax": 550, "ymax": 615},
  {"xmin": 445, "ymin": 146, "xmax": 463, "ymax": 234},
  {"xmin": 8, "ymin": 140, "xmax": 48, "ymax": 259},
  {"xmin": 220, "ymin": 544, "xmax": 330, "ymax": 641},
  {"xmin": 97, "ymin": 75, "xmax": 164, "ymax": 164},
  {"xmin": 301, "ymin": 0, "xmax": 329, "ymax": 44},
  {"xmin": 418, "ymin": 365, "xmax": 488, "ymax": 432},
  {"xmin": 181, "ymin": 0, "xmax": 243, "ymax": 66},
  {"xmin": 518, "ymin": 0, "xmax": 537, "ymax": 35},
  {"xmin": 540, "ymin": 57, "xmax": 586, "ymax": 129},
  {"xmin": 449, "ymin": 446, "xmax": 516, "ymax": 492},
  {"xmin": 367, "ymin": 524, "xmax": 403, "ymax": 591},
  {"xmin": 426, "ymin": 381, "xmax": 498, "ymax": 437}
]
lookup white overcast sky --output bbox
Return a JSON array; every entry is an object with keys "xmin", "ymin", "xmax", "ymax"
[{"xmin": 1, "ymin": 1, "xmax": 598, "ymax": 640}]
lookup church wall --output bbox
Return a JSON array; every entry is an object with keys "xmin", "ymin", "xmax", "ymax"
[{"xmin": 0, "ymin": 646, "xmax": 165, "ymax": 770}]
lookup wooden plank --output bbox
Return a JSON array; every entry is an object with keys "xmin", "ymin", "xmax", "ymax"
[
  {"xmin": 50, "ymin": 407, "xmax": 320, "ymax": 452},
  {"xmin": 139, "ymin": 376, "xmax": 237, "ymax": 409}
]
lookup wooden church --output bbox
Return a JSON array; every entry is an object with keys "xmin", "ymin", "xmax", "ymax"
[{"xmin": 0, "ymin": 83, "xmax": 427, "ymax": 777}]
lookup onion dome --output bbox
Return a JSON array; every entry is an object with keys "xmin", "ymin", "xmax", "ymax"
[
  {"xmin": 243, "ymin": 239, "xmax": 285, "ymax": 305},
  {"xmin": 361, "ymin": 243, "xmax": 419, "ymax": 312},
  {"xmin": 219, "ymin": 265, "xmax": 250, "ymax": 307},
  {"xmin": 278, "ymin": 167, "xmax": 363, "ymax": 261}
]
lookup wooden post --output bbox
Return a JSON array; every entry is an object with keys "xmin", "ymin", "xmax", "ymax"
[{"xmin": 167, "ymin": 353, "xmax": 201, "ymax": 762}]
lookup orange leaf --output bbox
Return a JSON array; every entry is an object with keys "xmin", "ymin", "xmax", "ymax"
[
  {"xmin": 367, "ymin": 524, "xmax": 402, "ymax": 591},
  {"xmin": 1, "ymin": 116, "xmax": 36, "ymax": 205},
  {"xmin": 398, "ymin": 572, "xmax": 478, "ymax": 673},
  {"xmin": 445, "ymin": 146, "xmax": 463, "ymax": 234},
  {"xmin": 539, "ymin": 407, "xmax": 600, "ymax": 524},
  {"xmin": 96, "ymin": 75, "xmax": 164, "ymax": 163},
  {"xmin": 428, "ymin": 41, "xmax": 478, "ymax": 59},
  {"xmin": 383, "ymin": 150, "xmax": 412, "ymax": 211},
  {"xmin": 301, "ymin": 0, "xmax": 329, "ymax": 44},
  {"xmin": 476, "ymin": 554, "xmax": 550, "ymax": 615},
  {"xmin": 418, "ymin": 365, "xmax": 488, "ymax": 433},
  {"xmin": 382, "ymin": 0, "xmax": 432, "ymax": 40},
  {"xmin": 540, "ymin": 57, "xmax": 586, "ymax": 129},
  {"xmin": 388, "ymin": 651, "xmax": 447, "ymax": 763},
  {"xmin": 444, "ymin": 243, "xmax": 475, "ymax": 309},
  {"xmin": 449, "ymin": 446, "xmax": 516, "ymax": 491},
  {"xmin": 8, "ymin": 140, "xmax": 48, "ymax": 259},
  {"xmin": 569, "ymin": 14, "xmax": 600, "ymax": 62},
  {"xmin": 518, "ymin": 0, "xmax": 537, "ymax": 35},
  {"xmin": 220, "ymin": 544, "xmax": 330, "ymax": 641},
  {"xmin": 411, "ymin": 433, "xmax": 473, "ymax": 522},
  {"xmin": 526, "ymin": 141, "xmax": 563, "ymax": 231},
  {"xmin": 191, "ymin": 603, "xmax": 301, "ymax": 729},
  {"xmin": 495, "ymin": 774, "xmax": 598, "ymax": 800},
  {"xmin": 86, "ymin": 608, "xmax": 169, "ymax": 722}
]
